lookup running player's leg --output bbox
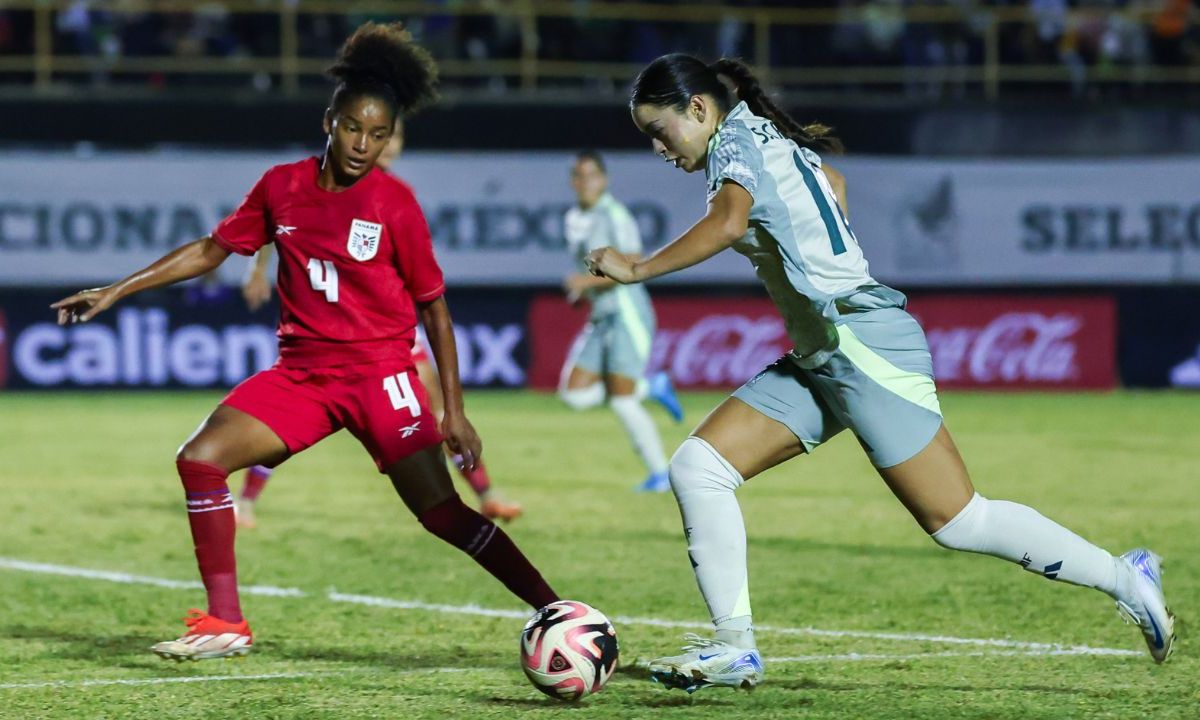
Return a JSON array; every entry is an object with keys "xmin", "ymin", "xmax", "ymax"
[
  {"xmin": 651, "ymin": 356, "xmax": 842, "ymax": 692},
  {"xmin": 235, "ymin": 465, "xmax": 273, "ymax": 529},
  {"xmin": 558, "ymin": 323, "xmax": 605, "ymax": 410},
  {"xmin": 840, "ymin": 307, "xmax": 1174, "ymax": 662},
  {"xmin": 606, "ymin": 372, "xmax": 670, "ymax": 492},
  {"xmin": 176, "ymin": 405, "xmax": 289, "ymax": 618},
  {"xmin": 880, "ymin": 426, "xmax": 1175, "ymax": 662},
  {"xmin": 416, "ymin": 350, "xmax": 521, "ymax": 522},
  {"xmin": 386, "ymin": 446, "xmax": 553, "ymax": 608},
  {"xmin": 350, "ymin": 364, "xmax": 555, "ymax": 610},
  {"xmin": 650, "ymin": 395, "xmax": 808, "ymax": 692},
  {"xmin": 155, "ymin": 367, "xmax": 336, "ymax": 661},
  {"xmin": 155, "ymin": 404, "xmax": 288, "ymax": 661},
  {"xmin": 605, "ymin": 312, "xmax": 672, "ymax": 491}
]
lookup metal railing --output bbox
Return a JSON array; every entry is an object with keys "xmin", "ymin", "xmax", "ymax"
[{"xmin": 1, "ymin": 1, "xmax": 1197, "ymax": 100}]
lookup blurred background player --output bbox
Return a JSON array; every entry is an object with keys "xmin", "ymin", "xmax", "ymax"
[
  {"xmin": 51, "ymin": 22, "xmax": 558, "ymax": 661},
  {"xmin": 236, "ymin": 121, "xmax": 522, "ymax": 528},
  {"xmin": 588, "ymin": 53, "xmax": 1176, "ymax": 692},
  {"xmin": 559, "ymin": 150, "xmax": 684, "ymax": 493}
]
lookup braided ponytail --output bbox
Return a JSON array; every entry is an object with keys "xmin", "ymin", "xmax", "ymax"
[{"xmin": 709, "ymin": 58, "xmax": 843, "ymax": 154}]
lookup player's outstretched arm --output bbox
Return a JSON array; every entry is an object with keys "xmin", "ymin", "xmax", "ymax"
[
  {"xmin": 51, "ymin": 236, "xmax": 230, "ymax": 325},
  {"xmin": 418, "ymin": 295, "xmax": 482, "ymax": 470},
  {"xmin": 586, "ymin": 182, "xmax": 752, "ymax": 284}
]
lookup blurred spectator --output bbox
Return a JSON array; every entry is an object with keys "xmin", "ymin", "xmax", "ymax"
[
  {"xmin": 6, "ymin": 0, "xmax": 1198, "ymax": 97},
  {"xmin": 1151, "ymin": 0, "xmax": 1196, "ymax": 65}
]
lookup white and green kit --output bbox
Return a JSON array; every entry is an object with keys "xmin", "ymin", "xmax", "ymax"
[
  {"xmin": 564, "ymin": 192, "xmax": 657, "ymax": 381},
  {"xmin": 712, "ymin": 100, "xmax": 941, "ymax": 467},
  {"xmin": 657, "ymin": 104, "xmax": 1159, "ymax": 682}
]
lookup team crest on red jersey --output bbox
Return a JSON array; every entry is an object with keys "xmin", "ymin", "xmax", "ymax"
[{"xmin": 347, "ymin": 218, "xmax": 382, "ymax": 261}]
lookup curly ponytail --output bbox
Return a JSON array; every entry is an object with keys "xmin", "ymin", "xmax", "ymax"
[
  {"xmin": 708, "ymin": 58, "xmax": 842, "ymax": 154},
  {"xmin": 631, "ymin": 53, "xmax": 842, "ymax": 154},
  {"xmin": 327, "ymin": 22, "xmax": 439, "ymax": 121}
]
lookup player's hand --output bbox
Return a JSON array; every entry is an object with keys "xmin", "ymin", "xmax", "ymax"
[
  {"xmin": 562, "ymin": 273, "xmax": 590, "ymax": 306},
  {"xmin": 441, "ymin": 410, "xmax": 483, "ymax": 472},
  {"xmin": 50, "ymin": 286, "xmax": 120, "ymax": 325},
  {"xmin": 585, "ymin": 247, "xmax": 637, "ymax": 284},
  {"xmin": 242, "ymin": 271, "xmax": 272, "ymax": 311}
]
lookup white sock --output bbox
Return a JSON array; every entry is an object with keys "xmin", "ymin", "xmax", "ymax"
[
  {"xmin": 669, "ymin": 436, "xmax": 756, "ymax": 649},
  {"xmin": 559, "ymin": 382, "xmax": 604, "ymax": 411},
  {"xmin": 609, "ymin": 395, "xmax": 668, "ymax": 475},
  {"xmin": 932, "ymin": 492, "xmax": 1123, "ymax": 599}
]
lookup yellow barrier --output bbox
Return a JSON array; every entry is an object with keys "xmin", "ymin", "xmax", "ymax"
[{"xmin": 1, "ymin": 1, "xmax": 1193, "ymax": 100}]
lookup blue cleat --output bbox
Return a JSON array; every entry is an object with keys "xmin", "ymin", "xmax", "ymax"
[
  {"xmin": 1115, "ymin": 549, "xmax": 1176, "ymax": 663},
  {"xmin": 647, "ymin": 371, "xmax": 684, "ymax": 423},
  {"xmin": 636, "ymin": 470, "xmax": 671, "ymax": 493}
]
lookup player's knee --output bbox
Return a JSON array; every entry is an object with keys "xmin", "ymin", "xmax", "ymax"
[
  {"xmin": 176, "ymin": 437, "xmax": 222, "ymax": 466},
  {"xmin": 929, "ymin": 492, "xmax": 986, "ymax": 550},
  {"xmin": 669, "ymin": 436, "xmax": 743, "ymax": 496},
  {"xmin": 559, "ymin": 382, "xmax": 604, "ymax": 411}
]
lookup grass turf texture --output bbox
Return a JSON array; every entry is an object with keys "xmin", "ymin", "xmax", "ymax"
[{"xmin": 0, "ymin": 390, "xmax": 1195, "ymax": 719}]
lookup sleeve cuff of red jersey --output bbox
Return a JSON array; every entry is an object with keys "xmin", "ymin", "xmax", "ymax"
[
  {"xmin": 413, "ymin": 284, "xmax": 445, "ymax": 303},
  {"xmin": 209, "ymin": 231, "xmax": 256, "ymax": 256}
]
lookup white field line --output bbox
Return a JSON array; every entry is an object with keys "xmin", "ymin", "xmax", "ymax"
[
  {"xmin": 0, "ymin": 667, "xmax": 468, "ymax": 692},
  {"xmin": 0, "ymin": 672, "xmax": 320, "ymax": 690},
  {"xmin": 0, "ymin": 557, "xmax": 1140, "ymax": 658},
  {"xmin": 766, "ymin": 648, "xmax": 1139, "ymax": 663}
]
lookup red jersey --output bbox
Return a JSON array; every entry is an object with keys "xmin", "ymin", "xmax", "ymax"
[{"xmin": 212, "ymin": 157, "xmax": 445, "ymax": 368}]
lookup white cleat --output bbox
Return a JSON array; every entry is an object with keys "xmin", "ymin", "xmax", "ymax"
[
  {"xmin": 151, "ymin": 609, "xmax": 254, "ymax": 661},
  {"xmin": 1115, "ymin": 549, "xmax": 1176, "ymax": 663},
  {"xmin": 649, "ymin": 633, "xmax": 763, "ymax": 693}
]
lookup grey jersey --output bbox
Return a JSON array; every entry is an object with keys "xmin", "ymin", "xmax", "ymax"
[
  {"xmin": 706, "ymin": 102, "xmax": 905, "ymax": 364},
  {"xmin": 565, "ymin": 192, "xmax": 653, "ymax": 320}
]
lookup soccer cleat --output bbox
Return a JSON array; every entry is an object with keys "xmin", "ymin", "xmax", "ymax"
[
  {"xmin": 151, "ymin": 609, "xmax": 253, "ymax": 661},
  {"xmin": 647, "ymin": 371, "xmax": 684, "ymax": 423},
  {"xmin": 649, "ymin": 633, "xmax": 763, "ymax": 693},
  {"xmin": 1115, "ymin": 549, "xmax": 1176, "ymax": 663},
  {"xmin": 636, "ymin": 470, "xmax": 671, "ymax": 493},
  {"xmin": 480, "ymin": 497, "xmax": 523, "ymax": 523},
  {"xmin": 233, "ymin": 498, "xmax": 257, "ymax": 530}
]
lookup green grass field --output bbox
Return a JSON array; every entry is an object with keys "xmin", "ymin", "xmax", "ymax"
[{"xmin": 0, "ymin": 390, "xmax": 1195, "ymax": 719}]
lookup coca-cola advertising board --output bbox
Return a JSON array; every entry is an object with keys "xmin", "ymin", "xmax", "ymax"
[
  {"xmin": 907, "ymin": 296, "xmax": 1116, "ymax": 390},
  {"xmin": 528, "ymin": 293, "xmax": 1116, "ymax": 391},
  {"xmin": 527, "ymin": 295, "xmax": 789, "ymax": 390}
]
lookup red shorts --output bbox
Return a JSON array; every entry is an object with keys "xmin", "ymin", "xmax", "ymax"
[
  {"xmin": 223, "ymin": 362, "xmax": 442, "ymax": 472},
  {"xmin": 411, "ymin": 337, "xmax": 430, "ymax": 365}
]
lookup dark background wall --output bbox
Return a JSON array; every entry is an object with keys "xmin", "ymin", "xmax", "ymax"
[{"xmin": 4, "ymin": 94, "xmax": 1199, "ymax": 156}]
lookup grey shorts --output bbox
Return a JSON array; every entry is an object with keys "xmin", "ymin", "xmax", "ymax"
[
  {"xmin": 732, "ymin": 307, "xmax": 943, "ymax": 469},
  {"xmin": 566, "ymin": 309, "xmax": 656, "ymax": 381}
]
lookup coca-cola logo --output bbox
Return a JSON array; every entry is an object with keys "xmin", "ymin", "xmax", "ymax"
[
  {"xmin": 652, "ymin": 315, "xmax": 788, "ymax": 386},
  {"xmin": 923, "ymin": 312, "xmax": 1082, "ymax": 384}
]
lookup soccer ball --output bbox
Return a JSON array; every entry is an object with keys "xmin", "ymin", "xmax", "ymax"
[{"xmin": 519, "ymin": 600, "xmax": 619, "ymax": 701}]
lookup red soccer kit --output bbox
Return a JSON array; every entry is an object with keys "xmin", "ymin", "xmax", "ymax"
[{"xmin": 212, "ymin": 157, "xmax": 444, "ymax": 470}]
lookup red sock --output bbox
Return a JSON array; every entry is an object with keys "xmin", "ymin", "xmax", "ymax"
[
  {"xmin": 456, "ymin": 458, "xmax": 492, "ymax": 497},
  {"xmin": 240, "ymin": 465, "xmax": 272, "ymax": 502},
  {"xmin": 177, "ymin": 459, "xmax": 243, "ymax": 623},
  {"xmin": 418, "ymin": 496, "xmax": 557, "ymax": 609}
]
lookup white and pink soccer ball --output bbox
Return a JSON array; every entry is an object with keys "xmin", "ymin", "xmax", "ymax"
[{"xmin": 519, "ymin": 600, "xmax": 619, "ymax": 701}]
